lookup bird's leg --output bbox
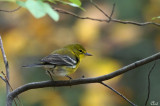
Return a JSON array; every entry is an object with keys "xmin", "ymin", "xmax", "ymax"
[
  {"xmin": 46, "ymin": 70, "xmax": 56, "ymax": 90},
  {"xmin": 46, "ymin": 70, "xmax": 54, "ymax": 81},
  {"xmin": 65, "ymin": 75, "xmax": 72, "ymax": 80},
  {"xmin": 65, "ymin": 75, "xmax": 72, "ymax": 87}
]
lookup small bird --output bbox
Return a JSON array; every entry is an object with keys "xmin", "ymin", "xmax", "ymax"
[{"xmin": 23, "ymin": 44, "xmax": 92, "ymax": 80}]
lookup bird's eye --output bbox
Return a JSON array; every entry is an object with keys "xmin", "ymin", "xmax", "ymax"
[{"xmin": 79, "ymin": 50, "xmax": 83, "ymax": 53}]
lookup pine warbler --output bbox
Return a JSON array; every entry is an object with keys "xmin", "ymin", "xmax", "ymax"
[{"xmin": 23, "ymin": 44, "xmax": 92, "ymax": 80}]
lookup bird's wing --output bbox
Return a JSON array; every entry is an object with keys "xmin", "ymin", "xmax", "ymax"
[{"xmin": 41, "ymin": 54, "xmax": 77, "ymax": 66}]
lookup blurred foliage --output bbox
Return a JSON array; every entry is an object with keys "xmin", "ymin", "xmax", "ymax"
[
  {"xmin": 17, "ymin": 0, "xmax": 59, "ymax": 21},
  {"xmin": 0, "ymin": 0, "xmax": 160, "ymax": 106},
  {"xmin": 2, "ymin": 0, "xmax": 83, "ymax": 21},
  {"xmin": 16, "ymin": 0, "xmax": 83, "ymax": 21}
]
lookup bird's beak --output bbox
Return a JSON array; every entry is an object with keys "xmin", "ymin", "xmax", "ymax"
[{"xmin": 84, "ymin": 52, "xmax": 92, "ymax": 56}]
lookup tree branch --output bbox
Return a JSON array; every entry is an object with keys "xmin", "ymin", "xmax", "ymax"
[
  {"xmin": 7, "ymin": 52, "xmax": 160, "ymax": 106},
  {"xmin": 0, "ymin": 36, "xmax": 10, "ymax": 103},
  {"xmin": 52, "ymin": 4, "xmax": 160, "ymax": 27}
]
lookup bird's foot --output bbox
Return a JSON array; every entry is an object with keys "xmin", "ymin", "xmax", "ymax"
[{"xmin": 65, "ymin": 75, "xmax": 72, "ymax": 88}]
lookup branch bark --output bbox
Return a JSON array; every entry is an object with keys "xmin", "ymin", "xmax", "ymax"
[{"xmin": 7, "ymin": 52, "xmax": 160, "ymax": 106}]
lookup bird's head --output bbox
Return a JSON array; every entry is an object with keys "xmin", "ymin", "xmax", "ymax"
[{"xmin": 65, "ymin": 44, "xmax": 92, "ymax": 61}]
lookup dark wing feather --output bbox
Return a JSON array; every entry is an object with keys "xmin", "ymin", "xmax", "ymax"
[{"xmin": 41, "ymin": 54, "xmax": 77, "ymax": 66}]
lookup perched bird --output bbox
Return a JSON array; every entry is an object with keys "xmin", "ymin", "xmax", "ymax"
[{"xmin": 23, "ymin": 44, "xmax": 92, "ymax": 80}]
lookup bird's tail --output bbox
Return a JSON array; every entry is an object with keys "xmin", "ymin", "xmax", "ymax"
[{"xmin": 22, "ymin": 63, "xmax": 44, "ymax": 68}]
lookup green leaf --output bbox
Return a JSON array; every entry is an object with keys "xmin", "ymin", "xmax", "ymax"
[
  {"xmin": 56, "ymin": 0, "xmax": 84, "ymax": 10},
  {"xmin": 43, "ymin": 3, "xmax": 59, "ymax": 21},
  {"xmin": 67, "ymin": 2, "xmax": 84, "ymax": 10},
  {"xmin": 152, "ymin": 17, "xmax": 156, "ymax": 20},
  {"xmin": 48, "ymin": 0, "xmax": 56, "ymax": 3},
  {"xmin": 68, "ymin": 3, "xmax": 79, "ymax": 7},
  {"xmin": 16, "ymin": 0, "xmax": 59, "ymax": 21},
  {"xmin": 69, "ymin": 0, "xmax": 81, "ymax": 6},
  {"xmin": 25, "ymin": 0, "xmax": 46, "ymax": 18},
  {"xmin": 152, "ymin": 16, "xmax": 160, "ymax": 20},
  {"xmin": 16, "ymin": 1, "xmax": 26, "ymax": 7}
]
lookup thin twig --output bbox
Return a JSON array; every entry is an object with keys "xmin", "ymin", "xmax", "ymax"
[
  {"xmin": 1, "ymin": 71, "xmax": 20, "ymax": 106},
  {"xmin": 111, "ymin": 19, "xmax": 160, "ymax": 26},
  {"xmin": 0, "ymin": 6, "xmax": 21, "ymax": 13},
  {"xmin": 90, "ymin": 0, "xmax": 110, "ymax": 20},
  {"xmin": 144, "ymin": 61, "xmax": 156, "ymax": 106},
  {"xmin": 110, "ymin": 3, "xmax": 115, "ymax": 19},
  {"xmin": 7, "ymin": 52, "xmax": 160, "ymax": 106},
  {"xmin": 53, "ymin": 7, "xmax": 106, "ymax": 22},
  {"xmin": 0, "ymin": 36, "xmax": 10, "ymax": 101},
  {"xmin": 52, "ymin": 5, "xmax": 160, "ymax": 27},
  {"xmin": 100, "ymin": 82, "xmax": 136, "ymax": 106},
  {"xmin": 1, "ymin": 71, "xmax": 12, "ymax": 89},
  {"xmin": 0, "ymin": 74, "xmax": 7, "ymax": 83}
]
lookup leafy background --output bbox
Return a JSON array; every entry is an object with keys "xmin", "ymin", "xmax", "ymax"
[{"xmin": 0, "ymin": 0, "xmax": 160, "ymax": 106}]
